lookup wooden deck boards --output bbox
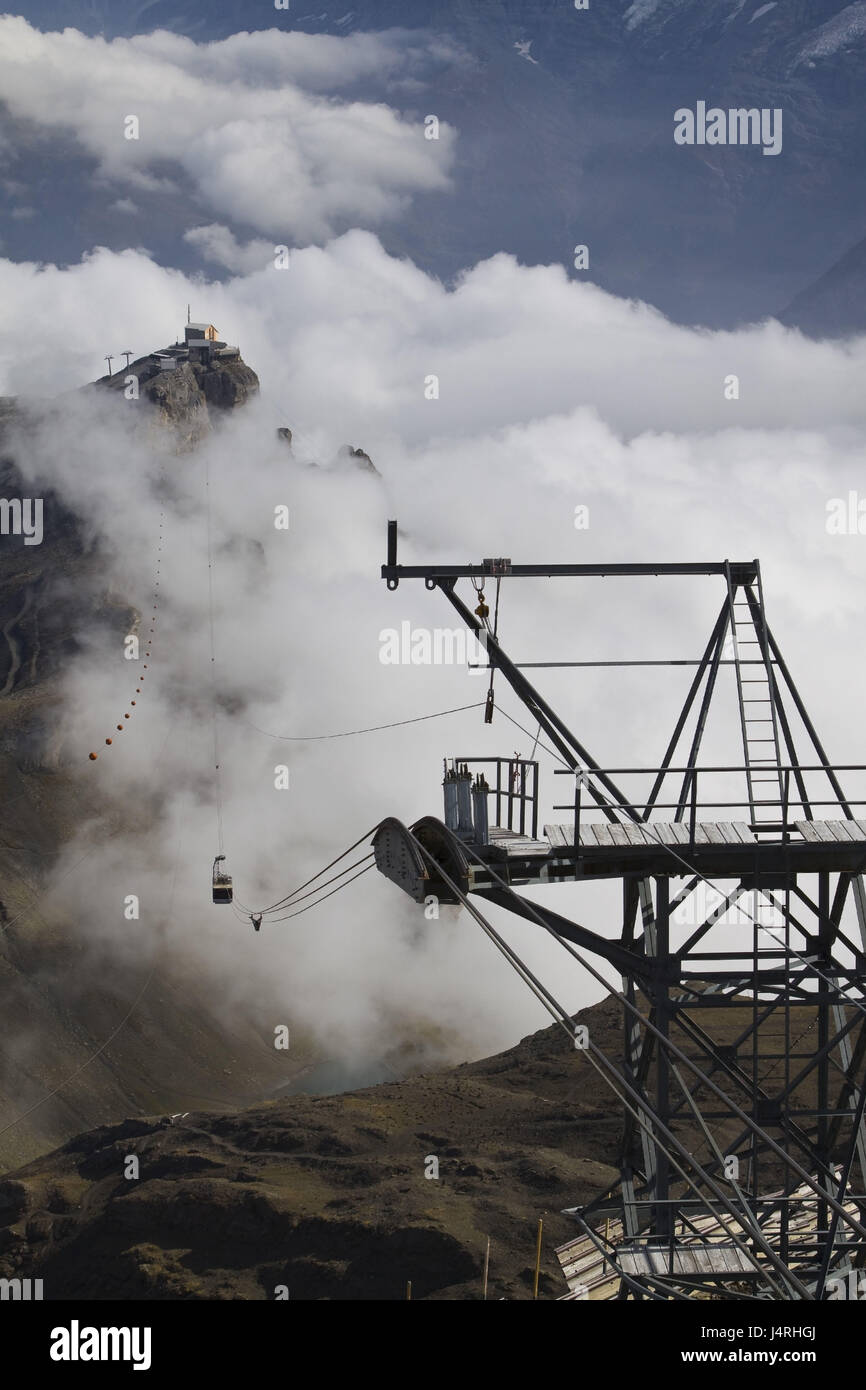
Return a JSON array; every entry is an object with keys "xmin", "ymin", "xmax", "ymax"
[
  {"xmin": 536, "ymin": 819, "xmax": 866, "ymax": 855},
  {"xmin": 543, "ymin": 820, "xmax": 759, "ymax": 850},
  {"xmin": 795, "ymin": 820, "xmax": 866, "ymax": 844}
]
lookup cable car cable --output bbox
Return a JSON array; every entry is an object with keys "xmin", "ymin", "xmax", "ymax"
[
  {"xmin": 89, "ymin": 481, "xmax": 167, "ymax": 760},
  {"xmin": 561, "ymin": 766, "xmax": 866, "ymax": 1022},
  {"xmin": 259, "ymin": 852, "xmax": 374, "ymax": 914},
  {"xmin": 446, "ymin": 819, "xmax": 866, "ymax": 1240},
  {"xmin": 406, "ymin": 831, "xmax": 801, "ymax": 1297},
  {"xmin": 422, "ymin": 823, "xmax": 864, "ymax": 1260},
  {"xmin": 203, "ymin": 453, "xmax": 224, "ymax": 856},
  {"xmin": 496, "ymin": 705, "xmax": 571, "ymax": 769},
  {"xmin": 494, "ymin": 701, "xmax": 866, "ymax": 1015},
  {"xmin": 253, "ymin": 822, "xmax": 382, "ymax": 915},
  {"xmin": 238, "ymin": 854, "xmax": 375, "ymax": 919},
  {"xmin": 240, "ymin": 701, "xmax": 486, "ymax": 743},
  {"xmin": 265, "ymin": 862, "xmax": 375, "ymax": 923}
]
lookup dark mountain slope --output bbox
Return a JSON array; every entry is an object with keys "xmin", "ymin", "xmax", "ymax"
[
  {"xmin": 0, "ymin": 998, "xmax": 625, "ymax": 1301},
  {"xmin": 778, "ymin": 230, "xmax": 866, "ymax": 337},
  {"xmin": 0, "ymin": 352, "xmax": 306, "ymax": 1172},
  {"xmin": 0, "ymin": 989, "xmax": 830, "ymax": 1299}
]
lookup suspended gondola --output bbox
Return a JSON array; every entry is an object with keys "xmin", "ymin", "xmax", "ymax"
[{"xmin": 212, "ymin": 854, "xmax": 233, "ymax": 904}]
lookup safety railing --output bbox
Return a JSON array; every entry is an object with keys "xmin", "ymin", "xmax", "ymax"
[{"xmin": 451, "ymin": 756, "xmax": 539, "ymax": 839}]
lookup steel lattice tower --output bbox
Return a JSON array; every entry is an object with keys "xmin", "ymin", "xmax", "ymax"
[{"xmin": 373, "ymin": 521, "xmax": 866, "ymax": 1300}]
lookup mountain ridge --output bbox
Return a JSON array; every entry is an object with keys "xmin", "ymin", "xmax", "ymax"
[{"xmin": 0, "ymin": 345, "xmax": 289, "ymax": 1173}]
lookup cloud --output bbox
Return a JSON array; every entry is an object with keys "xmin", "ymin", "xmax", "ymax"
[
  {"xmin": 7, "ymin": 230, "xmax": 866, "ymax": 436},
  {"xmin": 2, "ymin": 232, "xmax": 866, "ymax": 1076},
  {"xmin": 0, "ymin": 18, "xmax": 457, "ymax": 244},
  {"xmin": 184, "ymin": 224, "xmax": 280, "ymax": 274},
  {"xmin": 110, "ymin": 197, "xmax": 139, "ymax": 214}
]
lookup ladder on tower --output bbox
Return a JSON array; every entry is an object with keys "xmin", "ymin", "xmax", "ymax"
[{"xmin": 725, "ymin": 563, "xmax": 784, "ymax": 832}]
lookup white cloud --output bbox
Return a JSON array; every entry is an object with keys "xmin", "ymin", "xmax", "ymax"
[
  {"xmin": 2, "ymin": 233, "xmax": 866, "ymax": 1072},
  {"xmin": 184, "ymin": 224, "xmax": 284, "ymax": 274},
  {"xmin": 110, "ymin": 197, "xmax": 139, "ymax": 214},
  {"xmin": 0, "ymin": 18, "xmax": 456, "ymax": 245}
]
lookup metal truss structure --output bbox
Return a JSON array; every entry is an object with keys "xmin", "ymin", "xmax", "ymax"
[{"xmin": 373, "ymin": 521, "xmax": 866, "ymax": 1299}]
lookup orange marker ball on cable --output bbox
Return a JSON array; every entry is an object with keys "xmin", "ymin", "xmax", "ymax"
[{"xmin": 89, "ymin": 752, "xmax": 98, "ymax": 760}]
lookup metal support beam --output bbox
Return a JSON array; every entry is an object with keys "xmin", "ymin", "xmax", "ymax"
[{"xmin": 377, "ymin": 523, "xmax": 866, "ymax": 1296}]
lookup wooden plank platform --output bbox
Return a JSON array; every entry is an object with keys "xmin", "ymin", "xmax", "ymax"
[
  {"xmin": 829, "ymin": 820, "xmax": 862, "ymax": 842},
  {"xmin": 544, "ymin": 824, "xmax": 572, "ymax": 851},
  {"xmin": 543, "ymin": 821, "xmax": 759, "ymax": 849},
  {"xmin": 486, "ymin": 826, "xmax": 551, "ymax": 856},
  {"xmin": 618, "ymin": 1244, "xmax": 761, "ymax": 1279},
  {"xmin": 376, "ymin": 815, "xmax": 866, "ymax": 904},
  {"xmin": 795, "ymin": 820, "xmax": 866, "ymax": 844},
  {"xmin": 541, "ymin": 820, "xmax": 866, "ymax": 852},
  {"xmin": 463, "ymin": 820, "xmax": 866, "ymax": 892}
]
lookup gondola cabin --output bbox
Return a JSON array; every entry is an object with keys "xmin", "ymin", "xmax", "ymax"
[{"xmin": 212, "ymin": 854, "xmax": 233, "ymax": 904}]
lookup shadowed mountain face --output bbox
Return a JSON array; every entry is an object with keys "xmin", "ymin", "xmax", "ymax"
[
  {"xmin": 0, "ymin": 346, "xmax": 413, "ymax": 1174},
  {"xmin": 779, "ymin": 232, "xmax": 866, "ymax": 337},
  {"xmin": 0, "ymin": 988, "xmax": 832, "ymax": 1300},
  {"xmin": 0, "ymin": 355, "xmax": 297, "ymax": 1173},
  {"xmin": 2, "ymin": 1, "xmax": 865, "ymax": 331},
  {"xmin": 0, "ymin": 999, "xmax": 625, "ymax": 1301},
  {"xmin": 93, "ymin": 352, "xmax": 260, "ymax": 450}
]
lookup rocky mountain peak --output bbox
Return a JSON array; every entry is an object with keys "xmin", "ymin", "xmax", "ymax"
[{"xmin": 94, "ymin": 327, "xmax": 260, "ymax": 450}]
